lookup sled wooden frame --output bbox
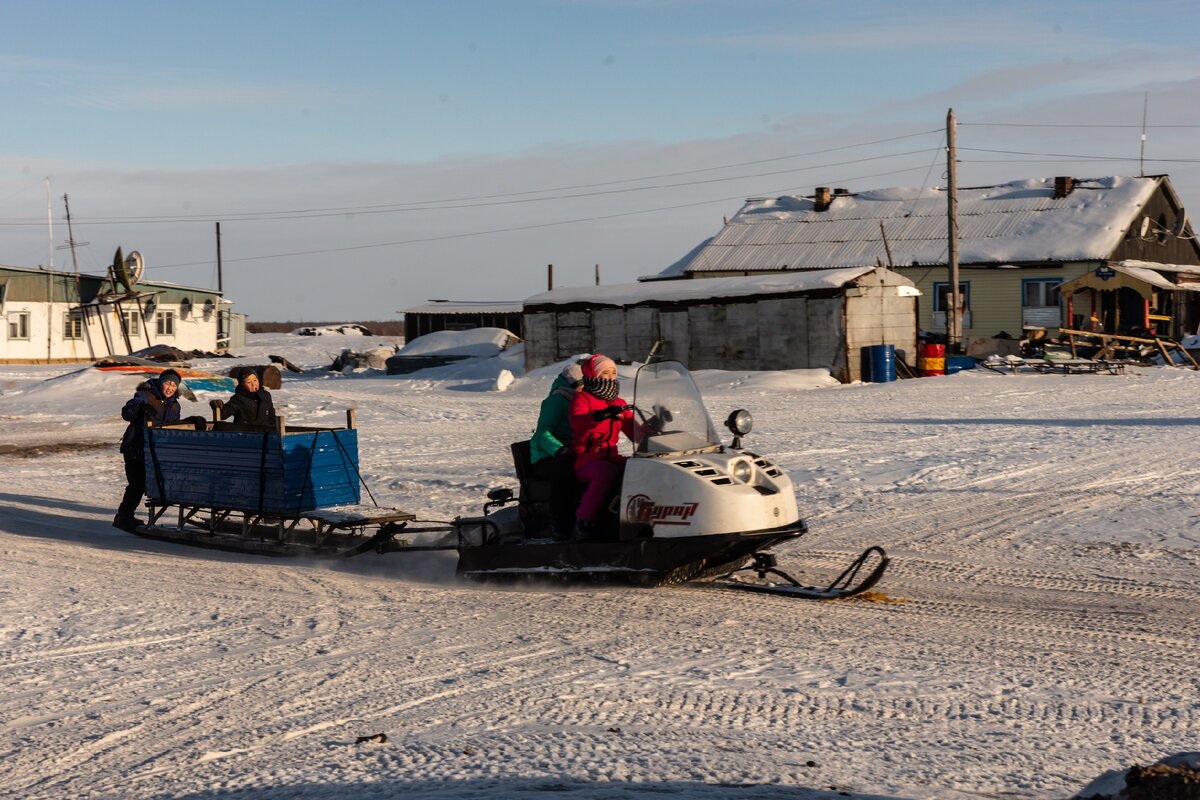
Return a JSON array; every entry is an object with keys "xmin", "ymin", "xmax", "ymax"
[
  {"xmin": 1058, "ymin": 327, "xmax": 1200, "ymax": 369},
  {"xmin": 140, "ymin": 499, "xmax": 418, "ymax": 556}
]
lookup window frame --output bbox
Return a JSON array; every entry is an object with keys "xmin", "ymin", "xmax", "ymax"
[
  {"xmin": 121, "ymin": 309, "xmax": 141, "ymax": 337},
  {"xmin": 63, "ymin": 310, "xmax": 84, "ymax": 340},
  {"xmin": 156, "ymin": 310, "xmax": 176, "ymax": 337},
  {"xmin": 1021, "ymin": 278, "xmax": 1062, "ymax": 309},
  {"xmin": 7, "ymin": 311, "xmax": 31, "ymax": 340}
]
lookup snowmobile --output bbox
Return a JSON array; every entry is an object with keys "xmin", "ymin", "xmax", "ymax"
[
  {"xmin": 125, "ymin": 361, "xmax": 887, "ymax": 599},
  {"xmin": 373, "ymin": 360, "xmax": 888, "ymax": 598}
]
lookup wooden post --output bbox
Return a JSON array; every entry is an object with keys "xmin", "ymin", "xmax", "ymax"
[
  {"xmin": 276, "ymin": 415, "xmax": 286, "ymax": 436},
  {"xmin": 346, "ymin": 409, "xmax": 356, "ymax": 430},
  {"xmin": 212, "ymin": 402, "xmax": 223, "ymax": 423},
  {"xmin": 946, "ymin": 108, "xmax": 962, "ymax": 353}
]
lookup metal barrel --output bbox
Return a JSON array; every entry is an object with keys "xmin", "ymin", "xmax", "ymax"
[
  {"xmin": 917, "ymin": 343, "xmax": 946, "ymax": 377},
  {"xmin": 863, "ymin": 344, "xmax": 896, "ymax": 383}
]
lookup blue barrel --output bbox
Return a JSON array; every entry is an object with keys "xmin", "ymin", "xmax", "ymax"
[
  {"xmin": 864, "ymin": 344, "xmax": 896, "ymax": 383},
  {"xmin": 945, "ymin": 355, "xmax": 977, "ymax": 375}
]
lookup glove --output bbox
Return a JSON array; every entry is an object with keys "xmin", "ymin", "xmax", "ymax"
[{"xmin": 209, "ymin": 399, "xmax": 224, "ymax": 410}]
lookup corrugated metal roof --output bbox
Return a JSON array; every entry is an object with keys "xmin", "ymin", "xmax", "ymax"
[
  {"xmin": 401, "ymin": 300, "xmax": 523, "ymax": 315},
  {"xmin": 677, "ymin": 176, "xmax": 1160, "ymax": 274}
]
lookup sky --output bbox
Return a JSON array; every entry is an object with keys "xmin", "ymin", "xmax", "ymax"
[{"xmin": 2, "ymin": 0, "xmax": 1199, "ymax": 321}]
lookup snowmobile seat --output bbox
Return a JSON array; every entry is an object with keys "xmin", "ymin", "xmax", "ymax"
[{"xmin": 510, "ymin": 440, "xmax": 554, "ymax": 538}]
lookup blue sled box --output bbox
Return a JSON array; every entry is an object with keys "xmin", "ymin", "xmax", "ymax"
[{"xmin": 143, "ymin": 425, "xmax": 361, "ymax": 514}]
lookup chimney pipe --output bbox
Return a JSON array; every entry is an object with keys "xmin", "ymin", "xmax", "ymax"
[
  {"xmin": 813, "ymin": 186, "xmax": 832, "ymax": 212},
  {"xmin": 1053, "ymin": 176, "xmax": 1074, "ymax": 199}
]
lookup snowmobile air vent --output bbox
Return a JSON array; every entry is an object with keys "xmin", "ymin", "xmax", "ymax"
[
  {"xmin": 753, "ymin": 457, "xmax": 783, "ymax": 477},
  {"xmin": 674, "ymin": 460, "xmax": 703, "ymax": 468},
  {"xmin": 710, "ymin": 477, "xmax": 734, "ymax": 485}
]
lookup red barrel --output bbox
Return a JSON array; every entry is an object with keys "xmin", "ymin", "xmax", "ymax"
[{"xmin": 918, "ymin": 343, "xmax": 946, "ymax": 377}]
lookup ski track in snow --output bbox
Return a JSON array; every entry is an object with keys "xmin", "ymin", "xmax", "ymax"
[{"xmin": 1, "ymin": 336, "xmax": 1198, "ymax": 799}]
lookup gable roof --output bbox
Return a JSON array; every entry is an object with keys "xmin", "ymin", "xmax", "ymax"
[
  {"xmin": 663, "ymin": 176, "xmax": 1163, "ymax": 277},
  {"xmin": 524, "ymin": 266, "xmax": 905, "ymax": 309}
]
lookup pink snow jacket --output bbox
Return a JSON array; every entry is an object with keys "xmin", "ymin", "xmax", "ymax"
[{"xmin": 568, "ymin": 388, "xmax": 634, "ymax": 472}]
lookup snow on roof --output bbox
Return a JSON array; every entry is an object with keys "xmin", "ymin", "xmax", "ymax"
[
  {"xmin": 400, "ymin": 300, "xmax": 524, "ymax": 315},
  {"xmin": 671, "ymin": 176, "xmax": 1162, "ymax": 274},
  {"xmin": 524, "ymin": 266, "xmax": 884, "ymax": 308}
]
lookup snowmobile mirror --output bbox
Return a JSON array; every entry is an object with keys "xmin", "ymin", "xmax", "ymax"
[{"xmin": 487, "ymin": 487, "xmax": 513, "ymax": 503}]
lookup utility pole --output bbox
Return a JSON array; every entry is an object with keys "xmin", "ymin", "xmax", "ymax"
[
  {"xmin": 1139, "ymin": 92, "xmax": 1148, "ymax": 178},
  {"xmin": 63, "ymin": 194, "xmax": 80, "ymax": 272},
  {"xmin": 946, "ymin": 108, "xmax": 962, "ymax": 353},
  {"xmin": 547, "ymin": 264, "xmax": 553, "ymax": 291},
  {"xmin": 594, "ymin": 263, "xmax": 600, "ymax": 286},
  {"xmin": 216, "ymin": 222, "xmax": 223, "ymax": 292}
]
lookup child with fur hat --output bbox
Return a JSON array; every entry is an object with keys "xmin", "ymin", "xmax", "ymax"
[
  {"xmin": 113, "ymin": 369, "xmax": 183, "ymax": 531},
  {"xmin": 567, "ymin": 354, "xmax": 635, "ymax": 539}
]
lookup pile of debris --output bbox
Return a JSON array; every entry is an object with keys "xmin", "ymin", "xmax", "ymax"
[
  {"xmin": 294, "ymin": 324, "xmax": 373, "ymax": 336},
  {"xmin": 1076, "ymin": 752, "xmax": 1200, "ymax": 799}
]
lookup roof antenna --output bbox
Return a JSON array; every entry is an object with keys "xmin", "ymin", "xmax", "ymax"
[{"xmin": 1139, "ymin": 91, "xmax": 1148, "ymax": 178}]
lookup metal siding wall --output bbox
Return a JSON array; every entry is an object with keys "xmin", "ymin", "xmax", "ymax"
[
  {"xmin": 523, "ymin": 313, "xmax": 558, "ymax": 369},
  {"xmin": 806, "ymin": 298, "xmax": 846, "ymax": 381},
  {"xmin": 757, "ymin": 297, "xmax": 808, "ymax": 369},
  {"xmin": 721, "ymin": 303, "xmax": 761, "ymax": 369},
  {"xmin": 685, "ymin": 305, "xmax": 727, "ymax": 370},
  {"xmin": 555, "ymin": 311, "xmax": 594, "ymax": 359},
  {"xmin": 658, "ymin": 311, "xmax": 689, "ymax": 365},
  {"xmin": 625, "ymin": 307, "xmax": 659, "ymax": 364},
  {"xmin": 593, "ymin": 309, "xmax": 626, "ymax": 359}
]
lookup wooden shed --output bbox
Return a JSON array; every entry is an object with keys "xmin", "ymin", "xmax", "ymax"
[
  {"xmin": 400, "ymin": 300, "xmax": 524, "ymax": 342},
  {"xmin": 523, "ymin": 266, "xmax": 918, "ymax": 383}
]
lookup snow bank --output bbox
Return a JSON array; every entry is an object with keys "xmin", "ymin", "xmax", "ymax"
[{"xmin": 397, "ymin": 328, "xmax": 518, "ymax": 358}]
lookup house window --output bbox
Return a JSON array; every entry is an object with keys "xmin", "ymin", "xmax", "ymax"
[
  {"xmin": 7, "ymin": 312, "xmax": 30, "ymax": 340},
  {"xmin": 121, "ymin": 310, "xmax": 140, "ymax": 336},
  {"xmin": 156, "ymin": 310, "xmax": 175, "ymax": 336},
  {"xmin": 931, "ymin": 281, "xmax": 972, "ymax": 329},
  {"xmin": 1022, "ymin": 279, "xmax": 1062, "ymax": 328},
  {"xmin": 63, "ymin": 311, "xmax": 84, "ymax": 340}
]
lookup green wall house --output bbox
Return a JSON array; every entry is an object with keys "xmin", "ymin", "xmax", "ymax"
[{"xmin": 0, "ymin": 264, "xmax": 232, "ymax": 363}]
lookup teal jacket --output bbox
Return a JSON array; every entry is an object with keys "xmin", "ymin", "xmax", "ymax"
[{"xmin": 530, "ymin": 376, "xmax": 576, "ymax": 463}]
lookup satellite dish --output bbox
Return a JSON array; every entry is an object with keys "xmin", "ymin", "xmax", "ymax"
[
  {"xmin": 1172, "ymin": 209, "xmax": 1189, "ymax": 238},
  {"xmin": 112, "ymin": 247, "xmax": 145, "ymax": 293},
  {"xmin": 1138, "ymin": 217, "xmax": 1151, "ymax": 238}
]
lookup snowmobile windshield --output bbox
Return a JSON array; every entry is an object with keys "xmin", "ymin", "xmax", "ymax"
[{"xmin": 630, "ymin": 361, "xmax": 720, "ymax": 454}]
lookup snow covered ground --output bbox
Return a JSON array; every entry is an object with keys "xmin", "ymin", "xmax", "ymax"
[{"xmin": 1, "ymin": 332, "xmax": 1198, "ymax": 800}]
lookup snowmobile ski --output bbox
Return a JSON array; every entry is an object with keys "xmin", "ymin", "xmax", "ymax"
[{"xmin": 718, "ymin": 547, "xmax": 889, "ymax": 600}]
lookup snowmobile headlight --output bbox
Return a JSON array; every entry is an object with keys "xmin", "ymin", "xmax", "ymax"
[
  {"xmin": 725, "ymin": 409, "xmax": 753, "ymax": 437},
  {"xmin": 730, "ymin": 459, "xmax": 754, "ymax": 483}
]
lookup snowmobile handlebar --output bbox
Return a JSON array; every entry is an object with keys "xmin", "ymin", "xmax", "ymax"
[{"xmin": 592, "ymin": 404, "xmax": 632, "ymax": 422}]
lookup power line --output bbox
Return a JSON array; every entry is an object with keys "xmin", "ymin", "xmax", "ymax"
[
  {"xmin": 958, "ymin": 146, "xmax": 1200, "ymax": 163},
  {"xmin": 962, "ymin": 122, "xmax": 1200, "ymax": 129},
  {"xmin": 139, "ymin": 163, "xmax": 940, "ymax": 273},
  {"xmin": 0, "ymin": 146, "xmax": 944, "ymax": 227}
]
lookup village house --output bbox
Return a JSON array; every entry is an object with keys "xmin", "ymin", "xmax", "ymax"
[
  {"xmin": 668, "ymin": 175, "xmax": 1200, "ymax": 344},
  {"xmin": 0, "ymin": 263, "xmax": 236, "ymax": 364},
  {"xmin": 523, "ymin": 266, "xmax": 918, "ymax": 383}
]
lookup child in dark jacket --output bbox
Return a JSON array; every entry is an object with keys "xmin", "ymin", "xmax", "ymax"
[
  {"xmin": 114, "ymin": 369, "xmax": 183, "ymax": 530},
  {"xmin": 212, "ymin": 371, "xmax": 277, "ymax": 426}
]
